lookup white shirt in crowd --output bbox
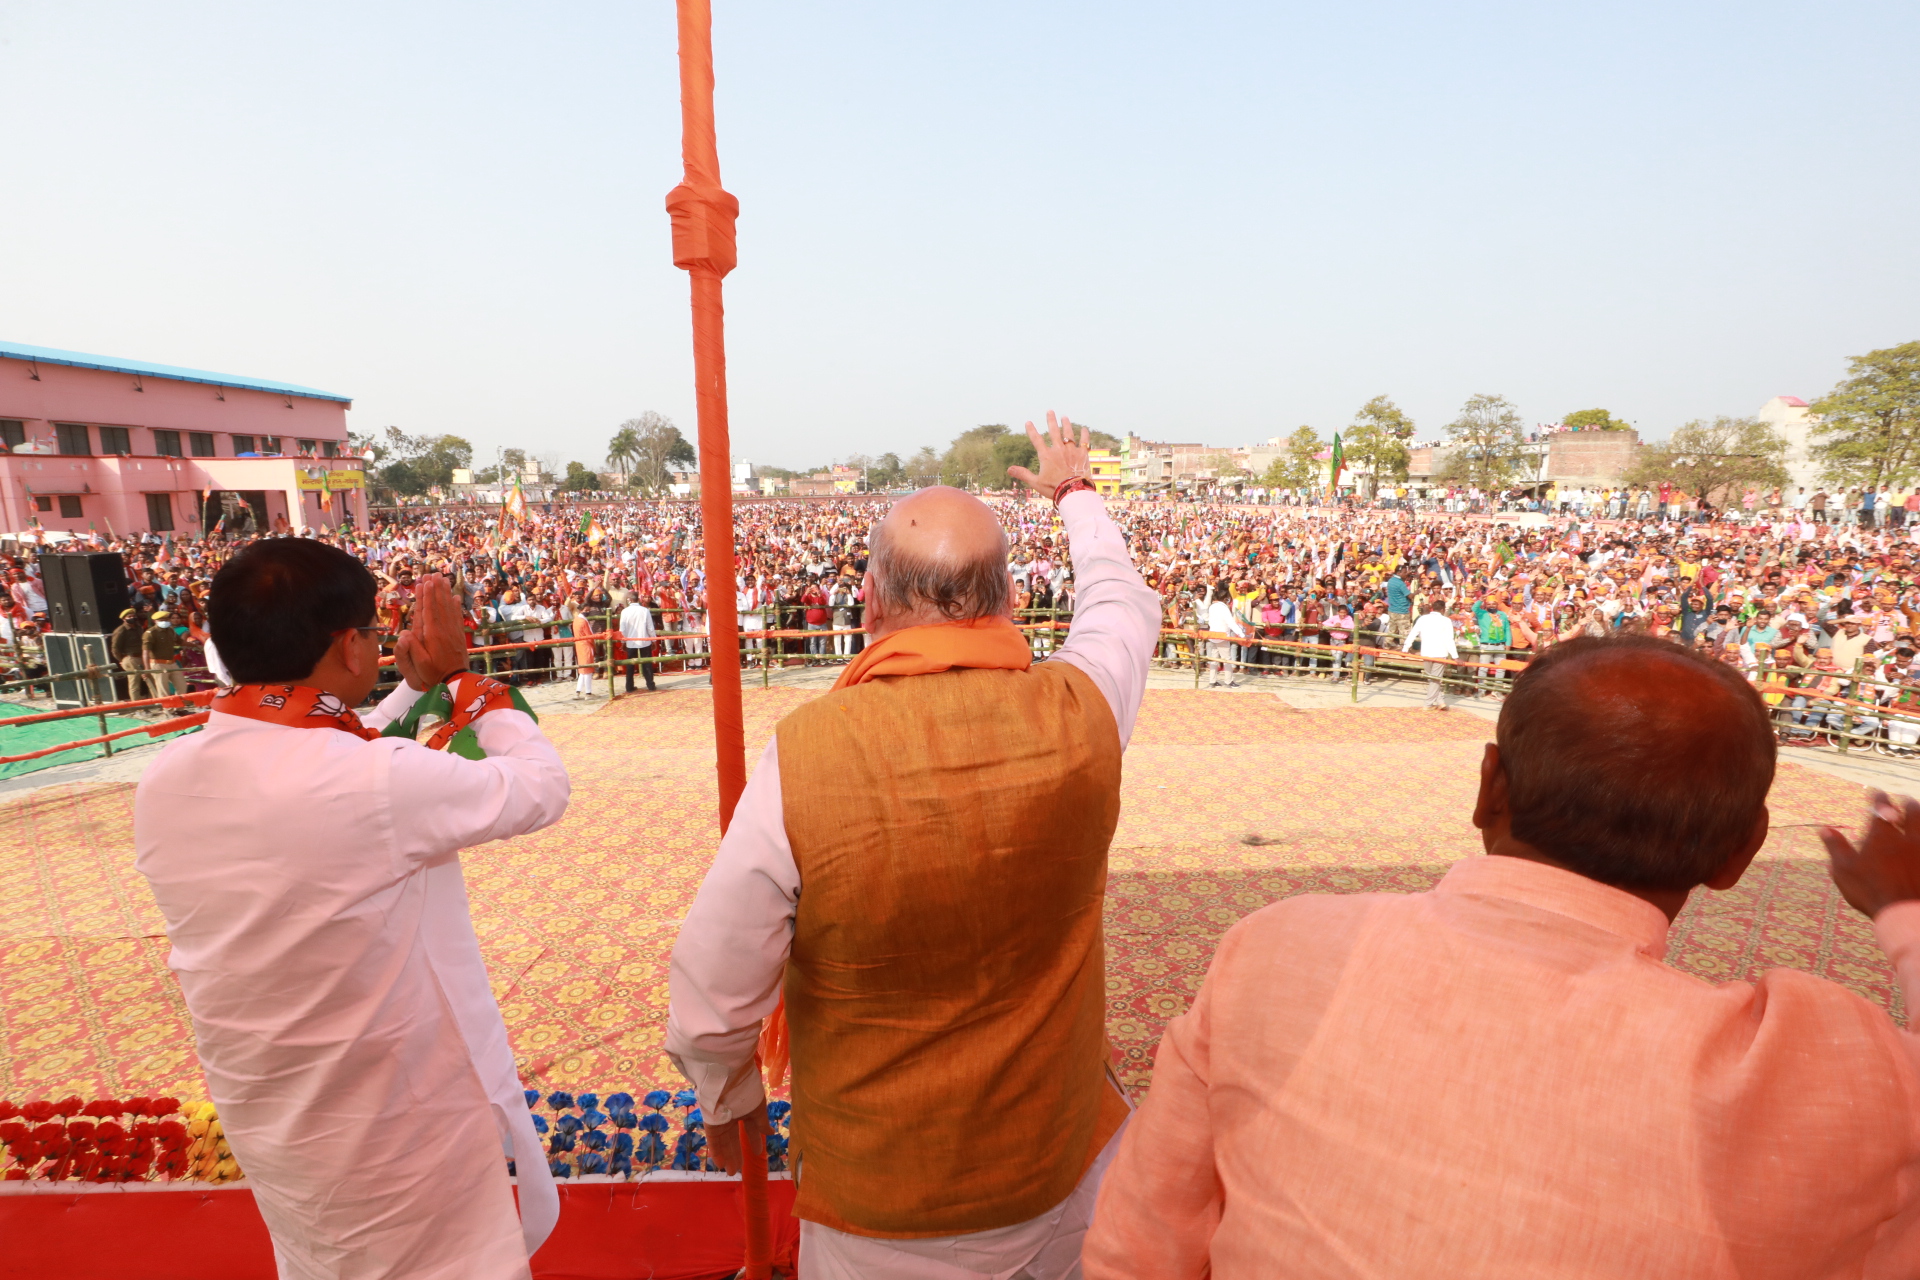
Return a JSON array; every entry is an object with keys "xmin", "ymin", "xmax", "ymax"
[
  {"xmin": 1403, "ymin": 609, "xmax": 1460, "ymax": 660},
  {"xmin": 618, "ymin": 599, "xmax": 656, "ymax": 651},
  {"xmin": 1205, "ymin": 597, "xmax": 1246, "ymax": 638},
  {"xmin": 134, "ymin": 681, "xmax": 570, "ymax": 1280}
]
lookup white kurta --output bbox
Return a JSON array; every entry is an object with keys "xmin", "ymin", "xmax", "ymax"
[{"xmin": 134, "ymin": 683, "xmax": 570, "ymax": 1280}]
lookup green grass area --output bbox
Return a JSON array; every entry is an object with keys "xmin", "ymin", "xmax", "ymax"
[{"xmin": 0, "ymin": 713, "xmax": 199, "ymax": 781}]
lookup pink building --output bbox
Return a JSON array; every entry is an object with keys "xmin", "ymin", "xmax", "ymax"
[{"xmin": 0, "ymin": 342, "xmax": 370, "ymax": 538}]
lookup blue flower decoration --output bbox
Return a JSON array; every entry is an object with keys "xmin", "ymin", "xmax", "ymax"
[
  {"xmin": 672, "ymin": 1090, "xmax": 697, "ymax": 1109},
  {"xmin": 685, "ymin": 1109, "xmax": 704, "ymax": 1129},
  {"xmin": 610, "ymin": 1154, "xmax": 633, "ymax": 1177},
  {"xmin": 578, "ymin": 1152, "xmax": 607, "ymax": 1175},
  {"xmin": 549, "ymin": 1131, "xmax": 578, "ymax": 1154},
  {"xmin": 546, "ymin": 1091, "xmax": 574, "ymax": 1111},
  {"xmin": 644, "ymin": 1090, "xmax": 671, "ymax": 1110},
  {"xmin": 581, "ymin": 1108, "xmax": 608, "ymax": 1130},
  {"xmin": 640, "ymin": 1114, "xmax": 669, "ymax": 1134},
  {"xmin": 548, "ymin": 1157, "xmax": 572, "ymax": 1178},
  {"xmin": 605, "ymin": 1092, "xmax": 635, "ymax": 1112},
  {"xmin": 767, "ymin": 1100, "xmax": 792, "ymax": 1123},
  {"xmin": 530, "ymin": 1114, "xmax": 550, "ymax": 1135},
  {"xmin": 582, "ymin": 1130, "xmax": 608, "ymax": 1152},
  {"xmin": 576, "ymin": 1092, "xmax": 599, "ymax": 1111},
  {"xmin": 612, "ymin": 1132, "xmax": 635, "ymax": 1154},
  {"xmin": 613, "ymin": 1111, "xmax": 638, "ymax": 1129},
  {"xmin": 523, "ymin": 1089, "xmax": 541, "ymax": 1108},
  {"xmin": 554, "ymin": 1114, "xmax": 583, "ymax": 1135}
]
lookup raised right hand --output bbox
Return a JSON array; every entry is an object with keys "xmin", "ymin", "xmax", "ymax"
[{"xmin": 1824, "ymin": 790, "xmax": 1920, "ymax": 919}]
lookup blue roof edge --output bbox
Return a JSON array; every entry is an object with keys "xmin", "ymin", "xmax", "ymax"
[{"xmin": 0, "ymin": 341, "xmax": 352, "ymax": 405}]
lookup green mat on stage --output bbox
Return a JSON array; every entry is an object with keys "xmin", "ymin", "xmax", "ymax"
[{"xmin": 0, "ymin": 714, "xmax": 190, "ymax": 780}]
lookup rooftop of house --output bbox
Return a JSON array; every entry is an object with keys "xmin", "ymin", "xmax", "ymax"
[{"xmin": 0, "ymin": 341, "xmax": 352, "ymax": 405}]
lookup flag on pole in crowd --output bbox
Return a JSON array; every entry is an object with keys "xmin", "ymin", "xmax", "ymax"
[
  {"xmin": 580, "ymin": 511, "xmax": 607, "ymax": 548},
  {"xmin": 506, "ymin": 476, "xmax": 528, "ymax": 522},
  {"xmin": 1328, "ymin": 432, "xmax": 1346, "ymax": 491}
]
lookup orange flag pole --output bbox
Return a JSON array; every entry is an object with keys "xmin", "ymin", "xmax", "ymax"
[
  {"xmin": 667, "ymin": 0, "xmax": 747, "ymax": 831},
  {"xmin": 668, "ymin": 3, "xmax": 768, "ymax": 1274}
]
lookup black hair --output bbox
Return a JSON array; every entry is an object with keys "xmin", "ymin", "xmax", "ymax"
[
  {"xmin": 1496, "ymin": 634, "xmax": 1775, "ymax": 891},
  {"xmin": 208, "ymin": 540, "xmax": 378, "ymax": 683}
]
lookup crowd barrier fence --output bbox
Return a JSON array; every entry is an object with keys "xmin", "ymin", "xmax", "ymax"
[{"xmin": 1, "ymin": 609, "xmax": 1915, "ymax": 765}]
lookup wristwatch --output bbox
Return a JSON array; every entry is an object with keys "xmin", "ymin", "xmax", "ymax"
[{"xmin": 1052, "ymin": 476, "xmax": 1098, "ymax": 507}]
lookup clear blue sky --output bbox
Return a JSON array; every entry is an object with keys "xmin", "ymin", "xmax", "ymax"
[{"xmin": 3, "ymin": 0, "xmax": 1915, "ymax": 467}]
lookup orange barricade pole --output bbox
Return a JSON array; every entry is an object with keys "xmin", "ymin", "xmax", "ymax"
[{"xmin": 668, "ymin": 2, "xmax": 766, "ymax": 1274}]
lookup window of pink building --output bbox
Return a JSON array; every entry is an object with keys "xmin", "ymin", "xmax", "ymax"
[
  {"xmin": 189, "ymin": 432, "xmax": 216, "ymax": 457},
  {"xmin": 54, "ymin": 424, "xmax": 89, "ymax": 455},
  {"xmin": 99, "ymin": 426, "xmax": 131, "ymax": 455},
  {"xmin": 153, "ymin": 430, "xmax": 183, "ymax": 458}
]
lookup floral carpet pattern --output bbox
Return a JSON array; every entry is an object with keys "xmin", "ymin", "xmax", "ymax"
[{"xmin": 0, "ymin": 688, "xmax": 1891, "ymax": 1105}]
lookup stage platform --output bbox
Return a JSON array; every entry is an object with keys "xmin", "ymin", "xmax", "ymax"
[{"xmin": 0, "ymin": 687, "xmax": 1898, "ymax": 1106}]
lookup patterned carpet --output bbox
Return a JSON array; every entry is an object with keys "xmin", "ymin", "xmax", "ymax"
[{"xmin": 0, "ymin": 687, "xmax": 1893, "ymax": 1106}]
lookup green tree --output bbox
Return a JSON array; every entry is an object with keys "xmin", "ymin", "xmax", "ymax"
[
  {"xmin": 938, "ymin": 425, "xmax": 1036, "ymax": 490},
  {"xmin": 559, "ymin": 461, "xmax": 600, "ymax": 493},
  {"xmin": 1438, "ymin": 394, "xmax": 1525, "ymax": 490},
  {"xmin": 626, "ymin": 411, "xmax": 696, "ymax": 493},
  {"xmin": 1562, "ymin": 407, "xmax": 1634, "ymax": 432},
  {"xmin": 1260, "ymin": 425, "xmax": 1321, "ymax": 490},
  {"xmin": 606, "ymin": 423, "xmax": 642, "ymax": 486},
  {"xmin": 868, "ymin": 452, "xmax": 906, "ymax": 489},
  {"xmin": 1810, "ymin": 341, "xmax": 1920, "ymax": 487},
  {"xmin": 1625, "ymin": 416, "xmax": 1787, "ymax": 506},
  {"xmin": 1344, "ymin": 395, "xmax": 1415, "ymax": 493},
  {"xmin": 988, "ymin": 432, "xmax": 1038, "ymax": 488},
  {"xmin": 1200, "ymin": 453, "xmax": 1247, "ymax": 485},
  {"xmin": 905, "ymin": 445, "xmax": 941, "ymax": 488},
  {"xmin": 368, "ymin": 427, "xmax": 473, "ymax": 497}
]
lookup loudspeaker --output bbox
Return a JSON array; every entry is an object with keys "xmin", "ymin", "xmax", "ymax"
[
  {"xmin": 45, "ymin": 631, "xmax": 116, "ymax": 709},
  {"xmin": 44, "ymin": 552, "xmax": 132, "ymax": 634}
]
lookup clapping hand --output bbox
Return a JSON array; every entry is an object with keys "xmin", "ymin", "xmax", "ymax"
[
  {"xmin": 1007, "ymin": 411, "xmax": 1091, "ymax": 498},
  {"xmin": 1823, "ymin": 790, "xmax": 1920, "ymax": 919}
]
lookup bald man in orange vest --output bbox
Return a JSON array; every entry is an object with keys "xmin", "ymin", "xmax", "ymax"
[{"xmin": 667, "ymin": 414, "xmax": 1160, "ymax": 1277}]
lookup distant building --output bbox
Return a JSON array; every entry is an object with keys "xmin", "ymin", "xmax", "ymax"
[
  {"xmin": 0, "ymin": 341, "xmax": 365, "ymax": 535},
  {"xmin": 1088, "ymin": 448, "xmax": 1122, "ymax": 496},
  {"xmin": 1757, "ymin": 395, "xmax": 1821, "ymax": 492}
]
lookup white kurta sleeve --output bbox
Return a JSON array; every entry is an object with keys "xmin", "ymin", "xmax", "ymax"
[
  {"xmin": 385, "ymin": 710, "xmax": 570, "ymax": 869},
  {"xmin": 1050, "ymin": 490, "xmax": 1162, "ymax": 748},
  {"xmin": 666, "ymin": 737, "xmax": 799, "ymax": 1125},
  {"xmin": 360, "ymin": 680, "xmax": 424, "ymax": 732}
]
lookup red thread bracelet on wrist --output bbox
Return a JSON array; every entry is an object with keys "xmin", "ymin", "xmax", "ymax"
[{"xmin": 1052, "ymin": 476, "xmax": 1098, "ymax": 506}]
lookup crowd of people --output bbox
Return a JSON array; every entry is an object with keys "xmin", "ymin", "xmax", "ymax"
[{"xmin": 2, "ymin": 491, "xmax": 1918, "ymax": 747}]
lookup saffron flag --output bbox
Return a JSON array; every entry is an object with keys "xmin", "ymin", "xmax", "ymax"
[{"xmin": 506, "ymin": 476, "xmax": 528, "ymax": 522}]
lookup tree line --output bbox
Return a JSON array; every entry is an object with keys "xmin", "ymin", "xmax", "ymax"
[{"xmin": 356, "ymin": 339, "xmax": 1915, "ymax": 505}]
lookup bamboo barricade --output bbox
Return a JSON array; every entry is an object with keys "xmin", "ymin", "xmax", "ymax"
[{"xmin": 5, "ymin": 610, "xmax": 1920, "ymax": 765}]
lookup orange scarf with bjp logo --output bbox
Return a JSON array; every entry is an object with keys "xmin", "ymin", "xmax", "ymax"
[{"xmin": 753, "ymin": 614, "xmax": 1034, "ymax": 1090}]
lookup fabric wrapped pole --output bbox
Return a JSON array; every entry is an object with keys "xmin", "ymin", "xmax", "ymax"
[
  {"xmin": 671, "ymin": 1, "xmax": 764, "ymax": 1272},
  {"xmin": 670, "ymin": 0, "xmax": 747, "ymax": 835}
]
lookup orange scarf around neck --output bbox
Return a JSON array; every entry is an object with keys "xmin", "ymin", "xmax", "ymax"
[{"xmin": 832, "ymin": 616, "xmax": 1032, "ymax": 690}]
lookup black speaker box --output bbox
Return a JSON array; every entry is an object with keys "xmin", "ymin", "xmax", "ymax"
[
  {"xmin": 44, "ymin": 552, "xmax": 132, "ymax": 634},
  {"xmin": 44, "ymin": 631, "xmax": 116, "ymax": 709}
]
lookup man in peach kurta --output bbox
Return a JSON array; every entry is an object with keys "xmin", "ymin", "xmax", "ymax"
[{"xmin": 1087, "ymin": 633, "xmax": 1920, "ymax": 1279}]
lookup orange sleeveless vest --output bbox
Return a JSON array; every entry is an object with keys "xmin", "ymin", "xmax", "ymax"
[{"xmin": 775, "ymin": 661, "xmax": 1128, "ymax": 1237}]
